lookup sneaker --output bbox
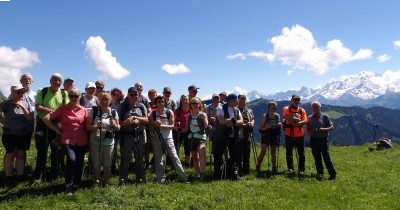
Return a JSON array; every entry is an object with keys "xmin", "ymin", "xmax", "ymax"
[
  {"xmin": 65, "ymin": 183, "xmax": 74, "ymax": 196},
  {"xmin": 286, "ymin": 169, "xmax": 294, "ymax": 175},
  {"xmin": 328, "ymin": 175, "xmax": 336, "ymax": 181},
  {"xmin": 179, "ymin": 178, "xmax": 190, "ymax": 184},
  {"xmin": 118, "ymin": 179, "xmax": 126, "ymax": 186},
  {"xmin": 316, "ymin": 173, "xmax": 323, "ymax": 181},
  {"xmin": 199, "ymin": 172, "xmax": 206, "ymax": 181},
  {"xmin": 298, "ymin": 170, "xmax": 305, "ymax": 176}
]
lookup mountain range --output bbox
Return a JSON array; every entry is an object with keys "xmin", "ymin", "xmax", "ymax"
[
  {"xmin": 247, "ymin": 99, "xmax": 400, "ymax": 146},
  {"xmin": 244, "ymin": 71, "xmax": 400, "ymax": 109}
]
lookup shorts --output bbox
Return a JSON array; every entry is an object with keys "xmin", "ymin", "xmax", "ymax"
[
  {"xmin": 2, "ymin": 133, "xmax": 32, "ymax": 153},
  {"xmin": 190, "ymin": 138, "xmax": 206, "ymax": 152},
  {"xmin": 90, "ymin": 144, "xmax": 114, "ymax": 168},
  {"xmin": 261, "ymin": 129, "xmax": 280, "ymax": 146}
]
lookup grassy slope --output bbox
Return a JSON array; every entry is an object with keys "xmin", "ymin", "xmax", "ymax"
[{"xmin": 0, "ymin": 144, "xmax": 399, "ymax": 209}]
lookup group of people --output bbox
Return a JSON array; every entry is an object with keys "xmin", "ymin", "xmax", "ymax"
[{"xmin": 0, "ymin": 72, "xmax": 337, "ymax": 195}]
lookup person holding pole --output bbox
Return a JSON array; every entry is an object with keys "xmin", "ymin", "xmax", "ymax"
[
  {"xmin": 149, "ymin": 95, "xmax": 188, "ymax": 183},
  {"xmin": 256, "ymin": 101, "xmax": 281, "ymax": 175},
  {"xmin": 87, "ymin": 92, "xmax": 119, "ymax": 186},
  {"xmin": 118, "ymin": 87, "xmax": 148, "ymax": 185}
]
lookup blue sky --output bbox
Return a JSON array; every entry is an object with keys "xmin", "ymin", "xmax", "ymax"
[{"xmin": 1, "ymin": 0, "xmax": 400, "ymax": 100}]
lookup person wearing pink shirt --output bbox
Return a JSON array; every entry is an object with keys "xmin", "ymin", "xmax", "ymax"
[{"xmin": 43, "ymin": 88, "xmax": 88, "ymax": 195}]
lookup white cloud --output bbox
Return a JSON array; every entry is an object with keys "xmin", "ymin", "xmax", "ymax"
[
  {"xmin": 377, "ymin": 54, "xmax": 391, "ymax": 63},
  {"xmin": 161, "ymin": 63, "xmax": 190, "ymax": 74},
  {"xmin": 85, "ymin": 36, "xmax": 130, "ymax": 80},
  {"xmin": 229, "ymin": 25, "xmax": 373, "ymax": 75},
  {"xmin": 382, "ymin": 70, "xmax": 400, "ymax": 91},
  {"xmin": 268, "ymin": 25, "xmax": 373, "ymax": 75},
  {"xmin": 287, "ymin": 70, "xmax": 294, "ymax": 76},
  {"xmin": 394, "ymin": 40, "xmax": 400, "ymax": 49},
  {"xmin": 0, "ymin": 46, "xmax": 40, "ymax": 96},
  {"xmin": 226, "ymin": 53, "xmax": 246, "ymax": 60},
  {"xmin": 247, "ymin": 51, "xmax": 275, "ymax": 62}
]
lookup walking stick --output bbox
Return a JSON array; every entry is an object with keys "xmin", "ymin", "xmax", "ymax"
[
  {"xmin": 98, "ymin": 111, "xmax": 103, "ymax": 184},
  {"xmin": 249, "ymin": 132, "xmax": 258, "ymax": 168},
  {"xmin": 156, "ymin": 128, "xmax": 173, "ymax": 171},
  {"xmin": 267, "ymin": 132, "xmax": 271, "ymax": 173},
  {"xmin": 276, "ymin": 133, "xmax": 281, "ymax": 172},
  {"xmin": 133, "ymin": 125, "xmax": 143, "ymax": 186}
]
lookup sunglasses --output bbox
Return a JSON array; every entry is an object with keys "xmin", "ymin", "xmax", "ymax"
[
  {"xmin": 191, "ymin": 102, "xmax": 199, "ymax": 105},
  {"xmin": 191, "ymin": 90, "xmax": 198, "ymax": 93},
  {"xmin": 16, "ymin": 91, "xmax": 25, "ymax": 94},
  {"xmin": 112, "ymin": 93, "xmax": 120, "ymax": 97},
  {"xmin": 157, "ymin": 101, "xmax": 165, "ymax": 104},
  {"xmin": 96, "ymin": 86, "xmax": 104, "ymax": 90},
  {"xmin": 129, "ymin": 93, "xmax": 138, "ymax": 97},
  {"xmin": 164, "ymin": 92, "xmax": 171, "ymax": 94},
  {"xmin": 69, "ymin": 95, "xmax": 79, "ymax": 99},
  {"xmin": 294, "ymin": 99, "xmax": 300, "ymax": 102}
]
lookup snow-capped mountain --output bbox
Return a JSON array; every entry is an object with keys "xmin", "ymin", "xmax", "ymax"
[{"xmin": 246, "ymin": 71, "xmax": 400, "ymax": 108}]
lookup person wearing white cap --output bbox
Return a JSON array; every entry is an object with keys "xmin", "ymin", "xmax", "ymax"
[
  {"xmin": 80, "ymin": 82, "xmax": 98, "ymax": 111},
  {"xmin": 1, "ymin": 85, "xmax": 32, "ymax": 186},
  {"xmin": 34, "ymin": 73, "xmax": 69, "ymax": 181}
]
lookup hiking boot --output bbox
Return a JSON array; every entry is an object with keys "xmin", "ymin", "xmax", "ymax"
[
  {"xmin": 256, "ymin": 166, "xmax": 261, "ymax": 176},
  {"xmin": 298, "ymin": 170, "xmax": 305, "ymax": 177},
  {"xmin": 316, "ymin": 173, "xmax": 323, "ymax": 181},
  {"xmin": 4, "ymin": 176, "xmax": 14, "ymax": 189},
  {"xmin": 65, "ymin": 183, "xmax": 74, "ymax": 196},
  {"xmin": 328, "ymin": 175, "xmax": 336, "ymax": 181},
  {"xmin": 272, "ymin": 166, "xmax": 278, "ymax": 175},
  {"xmin": 199, "ymin": 172, "xmax": 206, "ymax": 181},
  {"xmin": 118, "ymin": 179, "xmax": 126, "ymax": 186}
]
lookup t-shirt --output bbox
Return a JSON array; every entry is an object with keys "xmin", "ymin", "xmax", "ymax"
[
  {"xmin": 307, "ymin": 113, "xmax": 332, "ymax": 138},
  {"xmin": 264, "ymin": 112, "xmax": 280, "ymax": 129},
  {"xmin": 36, "ymin": 88, "xmax": 69, "ymax": 119},
  {"xmin": 52, "ymin": 105, "xmax": 88, "ymax": 146},
  {"xmin": 216, "ymin": 106, "xmax": 242, "ymax": 138},
  {"xmin": 174, "ymin": 108, "xmax": 190, "ymax": 130},
  {"xmin": 0, "ymin": 100, "xmax": 30, "ymax": 135},
  {"xmin": 119, "ymin": 102, "xmax": 147, "ymax": 133},
  {"xmin": 89, "ymin": 107, "xmax": 119, "ymax": 146},
  {"xmin": 154, "ymin": 110, "xmax": 173, "ymax": 139}
]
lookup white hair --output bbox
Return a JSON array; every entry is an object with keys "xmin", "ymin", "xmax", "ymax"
[{"xmin": 311, "ymin": 101, "xmax": 321, "ymax": 108}]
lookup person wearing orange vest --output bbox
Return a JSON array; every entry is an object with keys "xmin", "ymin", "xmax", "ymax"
[{"xmin": 283, "ymin": 94, "xmax": 307, "ymax": 176}]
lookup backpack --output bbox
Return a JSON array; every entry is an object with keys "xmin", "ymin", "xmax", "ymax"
[
  {"xmin": 151, "ymin": 109, "xmax": 172, "ymax": 122},
  {"xmin": 41, "ymin": 87, "xmax": 67, "ymax": 105},
  {"xmin": 119, "ymin": 101, "xmax": 146, "ymax": 120},
  {"xmin": 282, "ymin": 105, "xmax": 304, "ymax": 129},
  {"xmin": 188, "ymin": 111, "xmax": 205, "ymax": 135},
  {"xmin": 91, "ymin": 106, "xmax": 117, "ymax": 124}
]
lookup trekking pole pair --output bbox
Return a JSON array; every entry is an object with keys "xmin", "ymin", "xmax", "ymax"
[
  {"xmin": 155, "ymin": 128, "xmax": 174, "ymax": 171},
  {"xmin": 133, "ymin": 125, "xmax": 144, "ymax": 185},
  {"xmin": 249, "ymin": 132, "xmax": 258, "ymax": 168}
]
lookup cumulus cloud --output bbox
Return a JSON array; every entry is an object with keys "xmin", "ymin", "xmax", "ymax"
[
  {"xmin": 0, "ymin": 46, "xmax": 40, "ymax": 96},
  {"xmin": 161, "ymin": 63, "xmax": 190, "ymax": 74},
  {"xmin": 382, "ymin": 70, "xmax": 400, "ymax": 91},
  {"xmin": 228, "ymin": 25, "xmax": 373, "ymax": 75},
  {"xmin": 394, "ymin": 40, "xmax": 400, "ymax": 49},
  {"xmin": 377, "ymin": 54, "xmax": 391, "ymax": 63},
  {"xmin": 85, "ymin": 36, "xmax": 130, "ymax": 80},
  {"xmin": 225, "ymin": 53, "xmax": 246, "ymax": 60}
]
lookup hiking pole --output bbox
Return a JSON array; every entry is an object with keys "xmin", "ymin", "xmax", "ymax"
[
  {"xmin": 276, "ymin": 134, "xmax": 281, "ymax": 172},
  {"xmin": 133, "ymin": 125, "xmax": 143, "ymax": 186},
  {"xmin": 156, "ymin": 128, "xmax": 173, "ymax": 171},
  {"xmin": 267, "ymin": 133, "xmax": 271, "ymax": 174},
  {"xmin": 98, "ymin": 112, "xmax": 103, "ymax": 185},
  {"xmin": 221, "ymin": 148, "xmax": 228, "ymax": 180},
  {"xmin": 250, "ymin": 132, "xmax": 257, "ymax": 167}
]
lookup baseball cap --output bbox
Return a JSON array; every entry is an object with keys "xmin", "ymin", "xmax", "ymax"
[
  {"xmin": 163, "ymin": 87, "xmax": 172, "ymax": 93},
  {"xmin": 219, "ymin": 91, "xmax": 227, "ymax": 97},
  {"xmin": 292, "ymin": 94, "xmax": 301, "ymax": 99},
  {"xmin": 227, "ymin": 93, "xmax": 238, "ymax": 101},
  {"xmin": 85, "ymin": 82, "xmax": 96, "ymax": 89},
  {"xmin": 238, "ymin": 94, "xmax": 247, "ymax": 99},
  {"xmin": 64, "ymin": 77, "xmax": 74, "ymax": 82},
  {"xmin": 212, "ymin": 93, "xmax": 220, "ymax": 99},
  {"xmin": 128, "ymin": 87, "xmax": 138, "ymax": 93},
  {"xmin": 188, "ymin": 85, "xmax": 199, "ymax": 91},
  {"xmin": 11, "ymin": 85, "xmax": 26, "ymax": 92}
]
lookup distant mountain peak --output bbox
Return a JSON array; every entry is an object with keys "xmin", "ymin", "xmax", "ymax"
[{"xmin": 244, "ymin": 71, "xmax": 400, "ymax": 108}]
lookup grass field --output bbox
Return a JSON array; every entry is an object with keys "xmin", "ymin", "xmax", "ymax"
[{"xmin": 0, "ymin": 138, "xmax": 399, "ymax": 209}]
